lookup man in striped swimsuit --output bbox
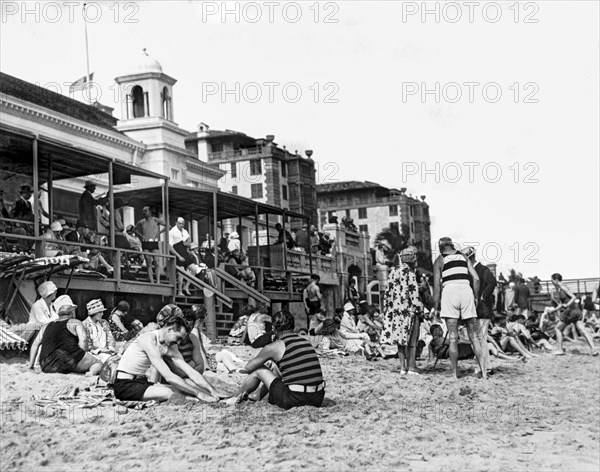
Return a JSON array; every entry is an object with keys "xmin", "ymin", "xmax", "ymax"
[
  {"xmin": 225, "ymin": 310, "xmax": 325, "ymax": 410},
  {"xmin": 433, "ymin": 237, "xmax": 487, "ymax": 379}
]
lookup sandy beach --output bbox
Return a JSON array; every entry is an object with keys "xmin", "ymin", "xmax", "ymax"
[{"xmin": 1, "ymin": 341, "xmax": 599, "ymax": 472}]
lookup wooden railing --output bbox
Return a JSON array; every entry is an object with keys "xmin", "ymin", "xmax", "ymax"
[
  {"xmin": 208, "ymin": 145, "xmax": 267, "ymax": 160},
  {"xmin": 0, "ymin": 231, "xmax": 177, "ymax": 289}
]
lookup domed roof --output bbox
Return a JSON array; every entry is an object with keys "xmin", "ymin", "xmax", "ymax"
[{"xmin": 135, "ymin": 48, "xmax": 163, "ymax": 74}]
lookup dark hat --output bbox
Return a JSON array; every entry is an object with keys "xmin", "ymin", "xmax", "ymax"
[
  {"xmin": 156, "ymin": 304, "xmax": 184, "ymax": 327},
  {"xmin": 321, "ymin": 318, "xmax": 337, "ymax": 334},
  {"xmin": 84, "ymin": 180, "xmax": 97, "ymax": 189},
  {"xmin": 20, "ymin": 184, "xmax": 33, "ymax": 193},
  {"xmin": 75, "ymin": 220, "xmax": 89, "ymax": 229}
]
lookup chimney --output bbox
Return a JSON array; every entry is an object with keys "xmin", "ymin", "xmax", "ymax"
[
  {"xmin": 305, "ymin": 150, "xmax": 313, "ymax": 159},
  {"xmin": 197, "ymin": 122, "xmax": 209, "ymax": 133}
]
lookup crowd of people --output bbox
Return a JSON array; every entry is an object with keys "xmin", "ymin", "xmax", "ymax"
[{"xmin": 4, "ymin": 213, "xmax": 599, "ymax": 410}]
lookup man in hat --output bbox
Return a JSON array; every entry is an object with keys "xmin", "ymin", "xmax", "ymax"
[
  {"xmin": 114, "ymin": 304, "xmax": 226, "ymax": 402},
  {"xmin": 65, "ymin": 220, "xmax": 91, "ymax": 256},
  {"xmin": 433, "ymin": 237, "xmax": 486, "ymax": 379},
  {"xmin": 461, "ymin": 246, "xmax": 497, "ymax": 375},
  {"xmin": 82, "ymin": 299, "xmax": 116, "ymax": 362},
  {"xmin": 10, "ymin": 185, "xmax": 34, "ymax": 232},
  {"xmin": 79, "ymin": 181, "xmax": 100, "ymax": 231},
  {"xmin": 28, "ymin": 296, "xmax": 102, "ymax": 375}
]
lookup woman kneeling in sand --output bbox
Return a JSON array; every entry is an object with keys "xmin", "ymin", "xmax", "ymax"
[{"xmin": 113, "ymin": 304, "xmax": 228, "ymax": 403}]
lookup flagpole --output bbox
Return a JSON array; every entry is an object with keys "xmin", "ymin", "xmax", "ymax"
[{"xmin": 83, "ymin": 3, "xmax": 91, "ymax": 102}]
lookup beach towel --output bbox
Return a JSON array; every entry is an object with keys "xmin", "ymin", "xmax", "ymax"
[{"xmin": 34, "ymin": 384, "xmax": 157, "ymax": 411}]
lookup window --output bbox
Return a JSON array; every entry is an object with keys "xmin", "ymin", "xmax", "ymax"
[
  {"xmin": 161, "ymin": 87, "xmax": 172, "ymax": 120},
  {"xmin": 230, "ymin": 162, "xmax": 237, "ymax": 179},
  {"xmin": 251, "ymin": 183, "xmax": 263, "ymax": 199},
  {"xmin": 411, "ymin": 222, "xmax": 415, "ymax": 234},
  {"xmin": 250, "ymin": 159, "xmax": 262, "ymax": 176},
  {"xmin": 231, "ymin": 186, "xmax": 238, "ymax": 195},
  {"xmin": 131, "ymin": 85, "xmax": 145, "ymax": 118},
  {"xmin": 410, "ymin": 206, "xmax": 414, "ymax": 217},
  {"xmin": 389, "ymin": 205, "xmax": 398, "ymax": 216},
  {"xmin": 359, "ymin": 224, "xmax": 368, "ymax": 233},
  {"xmin": 358, "ymin": 208, "xmax": 367, "ymax": 219},
  {"xmin": 345, "ymin": 209, "xmax": 351, "ymax": 219},
  {"xmin": 211, "ymin": 142, "xmax": 223, "ymax": 153},
  {"xmin": 281, "ymin": 161, "xmax": 287, "ymax": 178},
  {"xmin": 282, "ymin": 185, "xmax": 288, "ymax": 200},
  {"xmin": 171, "ymin": 169, "xmax": 179, "ymax": 181},
  {"xmin": 390, "ymin": 222, "xmax": 399, "ymax": 232}
]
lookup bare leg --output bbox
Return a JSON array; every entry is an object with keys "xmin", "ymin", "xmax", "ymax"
[
  {"xmin": 145, "ymin": 254, "xmax": 155, "ymax": 283},
  {"xmin": 248, "ymin": 383, "xmax": 269, "ymax": 401},
  {"xmin": 397, "ymin": 344, "xmax": 407, "ymax": 373},
  {"xmin": 476, "ymin": 319, "xmax": 491, "ymax": 373},
  {"xmin": 465, "ymin": 318, "xmax": 487, "ymax": 379},
  {"xmin": 224, "ymin": 367, "xmax": 279, "ymax": 406},
  {"xmin": 508, "ymin": 338, "xmax": 534, "ymax": 358},
  {"xmin": 74, "ymin": 352, "xmax": 102, "ymax": 374},
  {"xmin": 554, "ymin": 321, "xmax": 565, "ymax": 352},
  {"xmin": 445, "ymin": 318, "xmax": 459, "ymax": 378},
  {"xmin": 406, "ymin": 317, "xmax": 421, "ymax": 373},
  {"xmin": 142, "ymin": 384, "xmax": 174, "ymax": 402},
  {"xmin": 575, "ymin": 321, "xmax": 598, "ymax": 354},
  {"xmin": 153, "ymin": 252, "xmax": 163, "ymax": 282}
]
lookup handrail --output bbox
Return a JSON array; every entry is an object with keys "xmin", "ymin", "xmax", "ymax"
[
  {"xmin": 176, "ymin": 267, "xmax": 233, "ymax": 308},
  {"xmin": 214, "ymin": 267, "xmax": 271, "ymax": 305},
  {"xmin": 0, "ymin": 231, "xmax": 176, "ymax": 261}
]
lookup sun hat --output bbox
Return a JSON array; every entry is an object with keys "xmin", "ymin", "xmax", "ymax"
[
  {"xmin": 344, "ymin": 302, "xmax": 355, "ymax": 312},
  {"xmin": 50, "ymin": 221, "xmax": 63, "ymax": 232},
  {"xmin": 54, "ymin": 295, "xmax": 76, "ymax": 314},
  {"xmin": 84, "ymin": 180, "xmax": 96, "ymax": 189},
  {"xmin": 86, "ymin": 299, "xmax": 106, "ymax": 315},
  {"xmin": 38, "ymin": 281, "xmax": 58, "ymax": 298},
  {"xmin": 156, "ymin": 304, "xmax": 183, "ymax": 327}
]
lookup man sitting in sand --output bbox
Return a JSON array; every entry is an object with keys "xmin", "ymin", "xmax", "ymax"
[
  {"xmin": 113, "ymin": 304, "xmax": 227, "ymax": 403},
  {"xmin": 224, "ymin": 310, "xmax": 326, "ymax": 410},
  {"xmin": 28, "ymin": 295, "xmax": 102, "ymax": 375}
]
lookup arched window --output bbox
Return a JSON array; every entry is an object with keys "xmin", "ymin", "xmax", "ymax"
[
  {"xmin": 366, "ymin": 280, "xmax": 381, "ymax": 309},
  {"xmin": 131, "ymin": 85, "xmax": 145, "ymax": 118},
  {"xmin": 162, "ymin": 86, "xmax": 172, "ymax": 120}
]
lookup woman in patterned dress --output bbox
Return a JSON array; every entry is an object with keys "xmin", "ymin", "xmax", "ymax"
[{"xmin": 381, "ymin": 246, "xmax": 425, "ymax": 374}]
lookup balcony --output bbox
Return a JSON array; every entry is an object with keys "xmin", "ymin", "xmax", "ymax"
[{"xmin": 208, "ymin": 146, "xmax": 270, "ymax": 161}]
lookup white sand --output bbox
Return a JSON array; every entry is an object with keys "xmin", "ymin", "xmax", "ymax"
[{"xmin": 1, "ymin": 343, "xmax": 599, "ymax": 472}]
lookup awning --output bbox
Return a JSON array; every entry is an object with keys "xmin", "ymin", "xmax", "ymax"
[
  {"xmin": 116, "ymin": 185, "xmax": 307, "ymax": 221},
  {"xmin": 0, "ymin": 125, "xmax": 166, "ymax": 184}
]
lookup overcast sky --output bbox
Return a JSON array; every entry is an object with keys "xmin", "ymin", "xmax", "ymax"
[{"xmin": 2, "ymin": 1, "xmax": 599, "ymax": 280}]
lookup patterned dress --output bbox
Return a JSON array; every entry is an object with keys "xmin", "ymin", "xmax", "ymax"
[{"xmin": 380, "ymin": 263, "xmax": 424, "ymax": 346}]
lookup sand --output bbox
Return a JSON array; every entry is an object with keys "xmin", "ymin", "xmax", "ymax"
[{"xmin": 1, "ymin": 342, "xmax": 599, "ymax": 472}]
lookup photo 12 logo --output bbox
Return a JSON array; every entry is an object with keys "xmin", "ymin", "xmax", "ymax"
[
  {"xmin": 400, "ymin": 2, "xmax": 540, "ymax": 24},
  {"xmin": 199, "ymin": 1, "xmax": 340, "ymax": 23},
  {"xmin": 1, "ymin": 2, "xmax": 140, "ymax": 24},
  {"xmin": 433, "ymin": 241, "xmax": 541, "ymax": 264},
  {"xmin": 201, "ymin": 82, "xmax": 340, "ymax": 104},
  {"xmin": 402, "ymin": 82, "xmax": 540, "ymax": 104},
  {"xmin": 401, "ymin": 161, "xmax": 540, "ymax": 184}
]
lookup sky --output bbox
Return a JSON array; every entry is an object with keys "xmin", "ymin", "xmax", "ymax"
[{"xmin": 1, "ymin": 1, "xmax": 599, "ymax": 280}]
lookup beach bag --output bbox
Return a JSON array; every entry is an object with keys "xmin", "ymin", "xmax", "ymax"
[{"xmin": 99, "ymin": 354, "xmax": 122, "ymax": 386}]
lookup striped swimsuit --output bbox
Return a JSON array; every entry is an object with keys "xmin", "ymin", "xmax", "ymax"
[{"xmin": 277, "ymin": 333, "xmax": 324, "ymax": 386}]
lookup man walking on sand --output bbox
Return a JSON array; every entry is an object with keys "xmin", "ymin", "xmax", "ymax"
[{"xmin": 433, "ymin": 237, "xmax": 487, "ymax": 379}]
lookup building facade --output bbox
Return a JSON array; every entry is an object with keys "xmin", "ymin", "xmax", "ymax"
[
  {"xmin": 185, "ymin": 127, "xmax": 318, "ymax": 228},
  {"xmin": 317, "ymin": 181, "xmax": 433, "ymax": 270}
]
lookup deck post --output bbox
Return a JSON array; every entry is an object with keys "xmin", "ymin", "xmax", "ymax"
[
  {"xmin": 254, "ymin": 203, "xmax": 260, "ymax": 266},
  {"xmin": 108, "ymin": 161, "xmax": 115, "ymax": 249},
  {"xmin": 266, "ymin": 213, "xmax": 271, "ymax": 266},
  {"xmin": 204, "ymin": 191, "xmax": 219, "ymax": 341},
  {"xmin": 163, "ymin": 180, "xmax": 170, "ymax": 288},
  {"xmin": 47, "ymin": 155, "xmax": 53, "ymax": 223},
  {"xmin": 32, "ymin": 136, "xmax": 41, "ymax": 257},
  {"xmin": 282, "ymin": 210, "xmax": 288, "ymax": 272},
  {"xmin": 308, "ymin": 217, "xmax": 313, "ymax": 274}
]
